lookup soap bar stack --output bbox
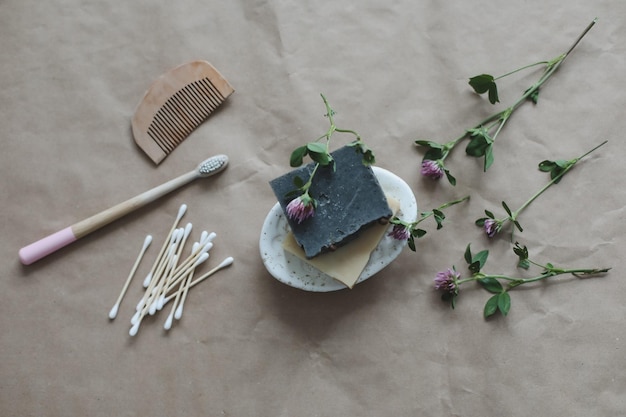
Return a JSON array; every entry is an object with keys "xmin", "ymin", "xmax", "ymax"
[{"xmin": 270, "ymin": 146, "xmax": 392, "ymax": 258}]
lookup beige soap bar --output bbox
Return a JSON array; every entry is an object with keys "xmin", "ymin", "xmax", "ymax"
[{"xmin": 283, "ymin": 197, "xmax": 400, "ymax": 289}]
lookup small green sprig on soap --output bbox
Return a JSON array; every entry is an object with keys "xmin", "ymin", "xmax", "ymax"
[{"xmin": 285, "ymin": 94, "xmax": 375, "ymax": 223}]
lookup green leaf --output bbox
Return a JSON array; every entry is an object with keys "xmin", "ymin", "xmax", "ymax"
[
  {"xmin": 469, "ymin": 261, "xmax": 482, "ymax": 274},
  {"xmin": 525, "ymin": 86, "xmax": 540, "ymax": 104},
  {"xmin": 292, "ymin": 176, "xmax": 305, "ymax": 189},
  {"xmin": 538, "ymin": 160, "xmax": 556, "ymax": 172},
  {"xmin": 423, "ymin": 148, "xmax": 444, "ymax": 161},
  {"xmin": 465, "ymin": 129, "xmax": 492, "ymax": 157},
  {"xmin": 498, "ymin": 292, "xmax": 511, "ymax": 316},
  {"xmin": 485, "ymin": 210, "xmax": 495, "ymax": 219},
  {"xmin": 469, "ymin": 74, "xmax": 494, "ymax": 94},
  {"xmin": 517, "ymin": 258, "xmax": 530, "ymax": 270},
  {"xmin": 513, "ymin": 220, "xmax": 523, "ymax": 232},
  {"xmin": 444, "ymin": 169, "xmax": 457, "ymax": 186},
  {"xmin": 475, "ymin": 218, "xmax": 486, "ymax": 227},
  {"xmin": 309, "ymin": 150, "xmax": 332, "ymax": 166},
  {"xmin": 433, "ymin": 209, "xmax": 445, "ymax": 230},
  {"xmin": 464, "ymin": 244, "xmax": 473, "ymax": 265},
  {"xmin": 472, "ymin": 249, "xmax": 489, "ymax": 270},
  {"xmin": 469, "ymin": 74, "xmax": 495, "ymax": 94},
  {"xmin": 478, "ymin": 277, "xmax": 504, "ymax": 294},
  {"xmin": 554, "ymin": 159, "xmax": 570, "ymax": 168},
  {"xmin": 307, "ymin": 142, "xmax": 327, "ymax": 154},
  {"xmin": 483, "ymin": 144, "xmax": 494, "ymax": 171},
  {"xmin": 501, "ymin": 201, "xmax": 512, "ymax": 217},
  {"xmin": 408, "ymin": 236, "xmax": 416, "ymax": 251},
  {"xmin": 290, "ymin": 146, "xmax": 308, "ymax": 167},
  {"xmin": 414, "ymin": 228, "xmax": 427, "ymax": 238},
  {"xmin": 484, "ymin": 295, "xmax": 499, "ymax": 318},
  {"xmin": 513, "ymin": 243, "xmax": 528, "ymax": 259},
  {"xmin": 530, "ymin": 88, "xmax": 540, "ymax": 104},
  {"xmin": 285, "ymin": 189, "xmax": 301, "ymax": 198},
  {"xmin": 415, "ymin": 140, "xmax": 444, "ymax": 150},
  {"xmin": 469, "ymin": 74, "xmax": 500, "ymax": 104},
  {"xmin": 349, "ymin": 141, "xmax": 376, "ymax": 165},
  {"xmin": 488, "ymin": 84, "xmax": 500, "ymax": 105},
  {"xmin": 362, "ymin": 149, "xmax": 376, "ymax": 165}
]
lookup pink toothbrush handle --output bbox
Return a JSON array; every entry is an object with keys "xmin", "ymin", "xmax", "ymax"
[{"xmin": 19, "ymin": 227, "xmax": 78, "ymax": 265}]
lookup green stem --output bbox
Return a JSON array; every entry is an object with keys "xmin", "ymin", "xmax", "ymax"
[
  {"xmin": 504, "ymin": 266, "xmax": 610, "ymax": 290},
  {"xmin": 511, "ymin": 140, "xmax": 607, "ymax": 219},
  {"xmin": 493, "ymin": 61, "xmax": 550, "ymax": 81},
  {"xmin": 409, "ymin": 195, "xmax": 470, "ymax": 227},
  {"xmin": 335, "ymin": 128, "xmax": 361, "ymax": 140},
  {"xmin": 463, "ymin": 265, "xmax": 610, "ymax": 289},
  {"xmin": 474, "ymin": 19, "xmax": 597, "ymax": 153}
]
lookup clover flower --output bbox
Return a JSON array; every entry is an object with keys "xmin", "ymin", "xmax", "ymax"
[
  {"xmin": 483, "ymin": 218, "xmax": 501, "ymax": 238},
  {"xmin": 421, "ymin": 159, "xmax": 445, "ymax": 180},
  {"xmin": 388, "ymin": 223, "xmax": 411, "ymax": 241},
  {"xmin": 434, "ymin": 268, "xmax": 460, "ymax": 294},
  {"xmin": 286, "ymin": 194, "xmax": 315, "ymax": 224}
]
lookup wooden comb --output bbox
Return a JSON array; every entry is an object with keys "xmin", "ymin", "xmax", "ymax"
[{"xmin": 132, "ymin": 60, "xmax": 234, "ymax": 164}]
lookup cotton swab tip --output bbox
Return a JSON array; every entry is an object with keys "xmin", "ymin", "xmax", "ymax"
[
  {"xmin": 195, "ymin": 252, "xmax": 209, "ymax": 266},
  {"xmin": 108, "ymin": 304, "xmax": 119, "ymax": 320},
  {"xmin": 177, "ymin": 204, "xmax": 187, "ymax": 220},
  {"xmin": 131, "ymin": 310, "xmax": 140, "ymax": 325},
  {"xmin": 129, "ymin": 322, "xmax": 140, "ymax": 337},
  {"xmin": 142, "ymin": 272, "xmax": 152, "ymax": 288},
  {"xmin": 220, "ymin": 256, "xmax": 235, "ymax": 268},
  {"xmin": 174, "ymin": 304, "xmax": 184, "ymax": 320},
  {"xmin": 164, "ymin": 313, "xmax": 174, "ymax": 330}
]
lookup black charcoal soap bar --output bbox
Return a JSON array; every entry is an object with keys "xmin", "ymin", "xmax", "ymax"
[{"xmin": 270, "ymin": 145, "xmax": 392, "ymax": 258}]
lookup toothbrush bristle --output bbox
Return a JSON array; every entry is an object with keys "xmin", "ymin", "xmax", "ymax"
[{"xmin": 198, "ymin": 155, "xmax": 228, "ymax": 176}]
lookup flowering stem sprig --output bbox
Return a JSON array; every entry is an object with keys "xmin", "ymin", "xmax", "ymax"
[
  {"xmin": 436, "ymin": 243, "xmax": 610, "ymax": 318},
  {"xmin": 389, "ymin": 195, "xmax": 470, "ymax": 251},
  {"xmin": 476, "ymin": 140, "xmax": 607, "ymax": 240},
  {"xmin": 286, "ymin": 94, "xmax": 375, "ymax": 222},
  {"xmin": 416, "ymin": 18, "xmax": 597, "ymax": 182}
]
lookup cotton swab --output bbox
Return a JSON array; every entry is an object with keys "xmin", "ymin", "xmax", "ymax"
[
  {"xmin": 131, "ymin": 243, "xmax": 176, "ymax": 330},
  {"xmin": 108, "ymin": 234, "xmax": 152, "ymax": 320},
  {"xmin": 131, "ymin": 252, "xmax": 208, "ymax": 336},
  {"xmin": 132, "ymin": 240, "xmax": 209, "ymax": 329},
  {"xmin": 162, "ymin": 256, "xmax": 234, "ymax": 307},
  {"xmin": 120, "ymin": 202, "xmax": 230, "ymax": 336},
  {"xmin": 172, "ymin": 239, "xmax": 214, "ymax": 319},
  {"xmin": 162, "ymin": 251, "xmax": 210, "ymax": 296},
  {"xmin": 157, "ymin": 223, "xmax": 192, "ymax": 309},
  {"xmin": 174, "ymin": 270, "xmax": 194, "ymax": 320},
  {"xmin": 164, "ymin": 263, "xmax": 198, "ymax": 330},
  {"xmin": 143, "ymin": 204, "xmax": 187, "ymax": 288}
]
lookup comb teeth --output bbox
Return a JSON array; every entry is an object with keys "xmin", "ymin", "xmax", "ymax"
[
  {"xmin": 132, "ymin": 61, "xmax": 235, "ymax": 164},
  {"xmin": 147, "ymin": 78, "xmax": 226, "ymax": 154}
]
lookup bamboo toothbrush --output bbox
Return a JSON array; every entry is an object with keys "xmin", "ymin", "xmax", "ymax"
[{"xmin": 18, "ymin": 155, "xmax": 228, "ymax": 265}]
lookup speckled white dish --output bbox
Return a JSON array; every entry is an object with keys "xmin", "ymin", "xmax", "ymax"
[{"xmin": 260, "ymin": 167, "xmax": 418, "ymax": 292}]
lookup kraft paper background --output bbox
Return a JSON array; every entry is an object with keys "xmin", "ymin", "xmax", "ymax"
[{"xmin": 2, "ymin": 1, "xmax": 625, "ymax": 415}]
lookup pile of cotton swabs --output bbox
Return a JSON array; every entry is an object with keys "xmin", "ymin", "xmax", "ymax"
[{"xmin": 108, "ymin": 204, "xmax": 234, "ymax": 336}]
